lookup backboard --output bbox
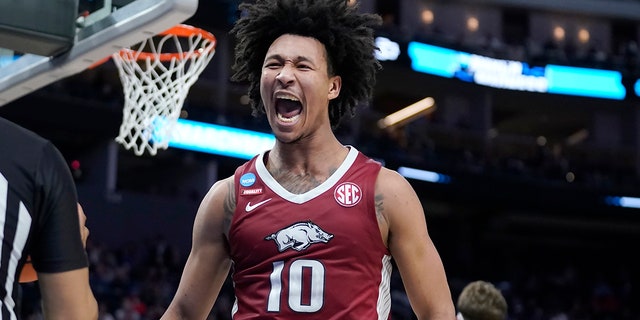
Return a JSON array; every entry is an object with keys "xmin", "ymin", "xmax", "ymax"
[
  {"xmin": 0, "ymin": 0, "xmax": 199, "ymax": 107},
  {"xmin": 0, "ymin": 0, "xmax": 78, "ymax": 57}
]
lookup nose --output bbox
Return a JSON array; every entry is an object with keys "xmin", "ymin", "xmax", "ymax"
[{"xmin": 275, "ymin": 64, "xmax": 295, "ymax": 85}]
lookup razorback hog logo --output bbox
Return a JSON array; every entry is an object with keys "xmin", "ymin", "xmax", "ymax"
[{"xmin": 265, "ymin": 221, "xmax": 334, "ymax": 252}]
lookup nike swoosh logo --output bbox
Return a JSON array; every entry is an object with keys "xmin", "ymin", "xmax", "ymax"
[{"xmin": 245, "ymin": 198, "xmax": 272, "ymax": 212}]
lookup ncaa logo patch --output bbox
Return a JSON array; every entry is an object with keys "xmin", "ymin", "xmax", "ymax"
[
  {"xmin": 334, "ymin": 182, "xmax": 361, "ymax": 207},
  {"xmin": 240, "ymin": 173, "xmax": 256, "ymax": 187}
]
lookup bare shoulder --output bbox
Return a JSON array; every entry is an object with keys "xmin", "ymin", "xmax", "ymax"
[
  {"xmin": 375, "ymin": 167, "xmax": 418, "ymax": 199},
  {"xmin": 196, "ymin": 176, "xmax": 236, "ymax": 236},
  {"xmin": 374, "ymin": 167, "xmax": 425, "ymax": 228}
]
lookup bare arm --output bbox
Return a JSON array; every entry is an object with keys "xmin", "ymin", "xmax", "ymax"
[
  {"xmin": 161, "ymin": 177, "xmax": 235, "ymax": 320},
  {"xmin": 38, "ymin": 268, "xmax": 97, "ymax": 320},
  {"xmin": 376, "ymin": 168, "xmax": 455, "ymax": 320},
  {"xmin": 77, "ymin": 203, "xmax": 89, "ymax": 248}
]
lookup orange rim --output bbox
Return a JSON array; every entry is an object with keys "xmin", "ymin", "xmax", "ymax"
[{"xmin": 117, "ymin": 24, "xmax": 217, "ymax": 62}]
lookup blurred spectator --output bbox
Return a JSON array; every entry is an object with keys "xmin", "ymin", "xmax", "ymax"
[{"xmin": 456, "ymin": 280, "xmax": 508, "ymax": 320}]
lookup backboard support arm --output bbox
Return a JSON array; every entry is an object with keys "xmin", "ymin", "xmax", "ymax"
[{"xmin": 0, "ymin": 0, "xmax": 199, "ymax": 107}]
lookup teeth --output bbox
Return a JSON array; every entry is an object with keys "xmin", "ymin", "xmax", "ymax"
[
  {"xmin": 275, "ymin": 94, "xmax": 299, "ymax": 101},
  {"xmin": 277, "ymin": 113, "xmax": 300, "ymax": 122}
]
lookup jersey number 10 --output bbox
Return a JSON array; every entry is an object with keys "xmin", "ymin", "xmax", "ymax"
[{"xmin": 267, "ymin": 259, "xmax": 325, "ymax": 312}]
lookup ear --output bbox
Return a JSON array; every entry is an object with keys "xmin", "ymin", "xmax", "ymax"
[{"xmin": 328, "ymin": 75, "xmax": 342, "ymax": 100}]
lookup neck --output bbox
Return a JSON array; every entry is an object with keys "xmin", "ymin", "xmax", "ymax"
[
  {"xmin": 269, "ymin": 133, "xmax": 347, "ymax": 175},
  {"xmin": 265, "ymin": 139, "xmax": 349, "ymax": 194}
]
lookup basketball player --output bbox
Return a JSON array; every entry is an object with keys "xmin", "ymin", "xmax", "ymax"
[
  {"xmin": 456, "ymin": 281, "xmax": 508, "ymax": 320},
  {"xmin": 0, "ymin": 116, "xmax": 98, "ymax": 319},
  {"xmin": 161, "ymin": 0, "xmax": 455, "ymax": 319}
]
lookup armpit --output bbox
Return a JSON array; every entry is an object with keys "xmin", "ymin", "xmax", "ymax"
[{"xmin": 222, "ymin": 179, "xmax": 236, "ymax": 235}]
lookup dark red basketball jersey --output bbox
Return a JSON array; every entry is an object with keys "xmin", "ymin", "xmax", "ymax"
[{"xmin": 229, "ymin": 147, "xmax": 392, "ymax": 319}]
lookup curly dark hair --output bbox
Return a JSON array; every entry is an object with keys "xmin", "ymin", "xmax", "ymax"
[{"xmin": 230, "ymin": 0, "xmax": 382, "ymax": 129}]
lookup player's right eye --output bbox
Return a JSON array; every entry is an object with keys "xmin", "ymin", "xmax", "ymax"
[{"xmin": 264, "ymin": 61, "xmax": 281, "ymax": 69}]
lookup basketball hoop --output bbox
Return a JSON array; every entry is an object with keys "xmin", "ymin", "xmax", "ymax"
[{"xmin": 112, "ymin": 24, "xmax": 216, "ymax": 156}]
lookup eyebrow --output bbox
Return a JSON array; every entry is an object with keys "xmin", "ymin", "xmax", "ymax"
[{"xmin": 264, "ymin": 54, "xmax": 314, "ymax": 64}]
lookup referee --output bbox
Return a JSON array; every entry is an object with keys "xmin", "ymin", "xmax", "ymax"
[{"xmin": 0, "ymin": 116, "xmax": 97, "ymax": 319}]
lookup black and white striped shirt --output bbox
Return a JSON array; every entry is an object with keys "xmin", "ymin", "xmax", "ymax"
[{"xmin": 0, "ymin": 117, "xmax": 88, "ymax": 319}]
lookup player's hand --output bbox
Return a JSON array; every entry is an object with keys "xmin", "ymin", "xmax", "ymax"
[{"xmin": 77, "ymin": 203, "xmax": 90, "ymax": 249}]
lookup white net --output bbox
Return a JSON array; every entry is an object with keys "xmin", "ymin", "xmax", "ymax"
[{"xmin": 112, "ymin": 25, "xmax": 216, "ymax": 156}]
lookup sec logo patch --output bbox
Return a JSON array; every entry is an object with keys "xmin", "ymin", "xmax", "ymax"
[{"xmin": 334, "ymin": 182, "xmax": 361, "ymax": 207}]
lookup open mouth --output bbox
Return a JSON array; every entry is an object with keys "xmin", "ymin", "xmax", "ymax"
[{"xmin": 275, "ymin": 94, "xmax": 302, "ymax": 123}]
